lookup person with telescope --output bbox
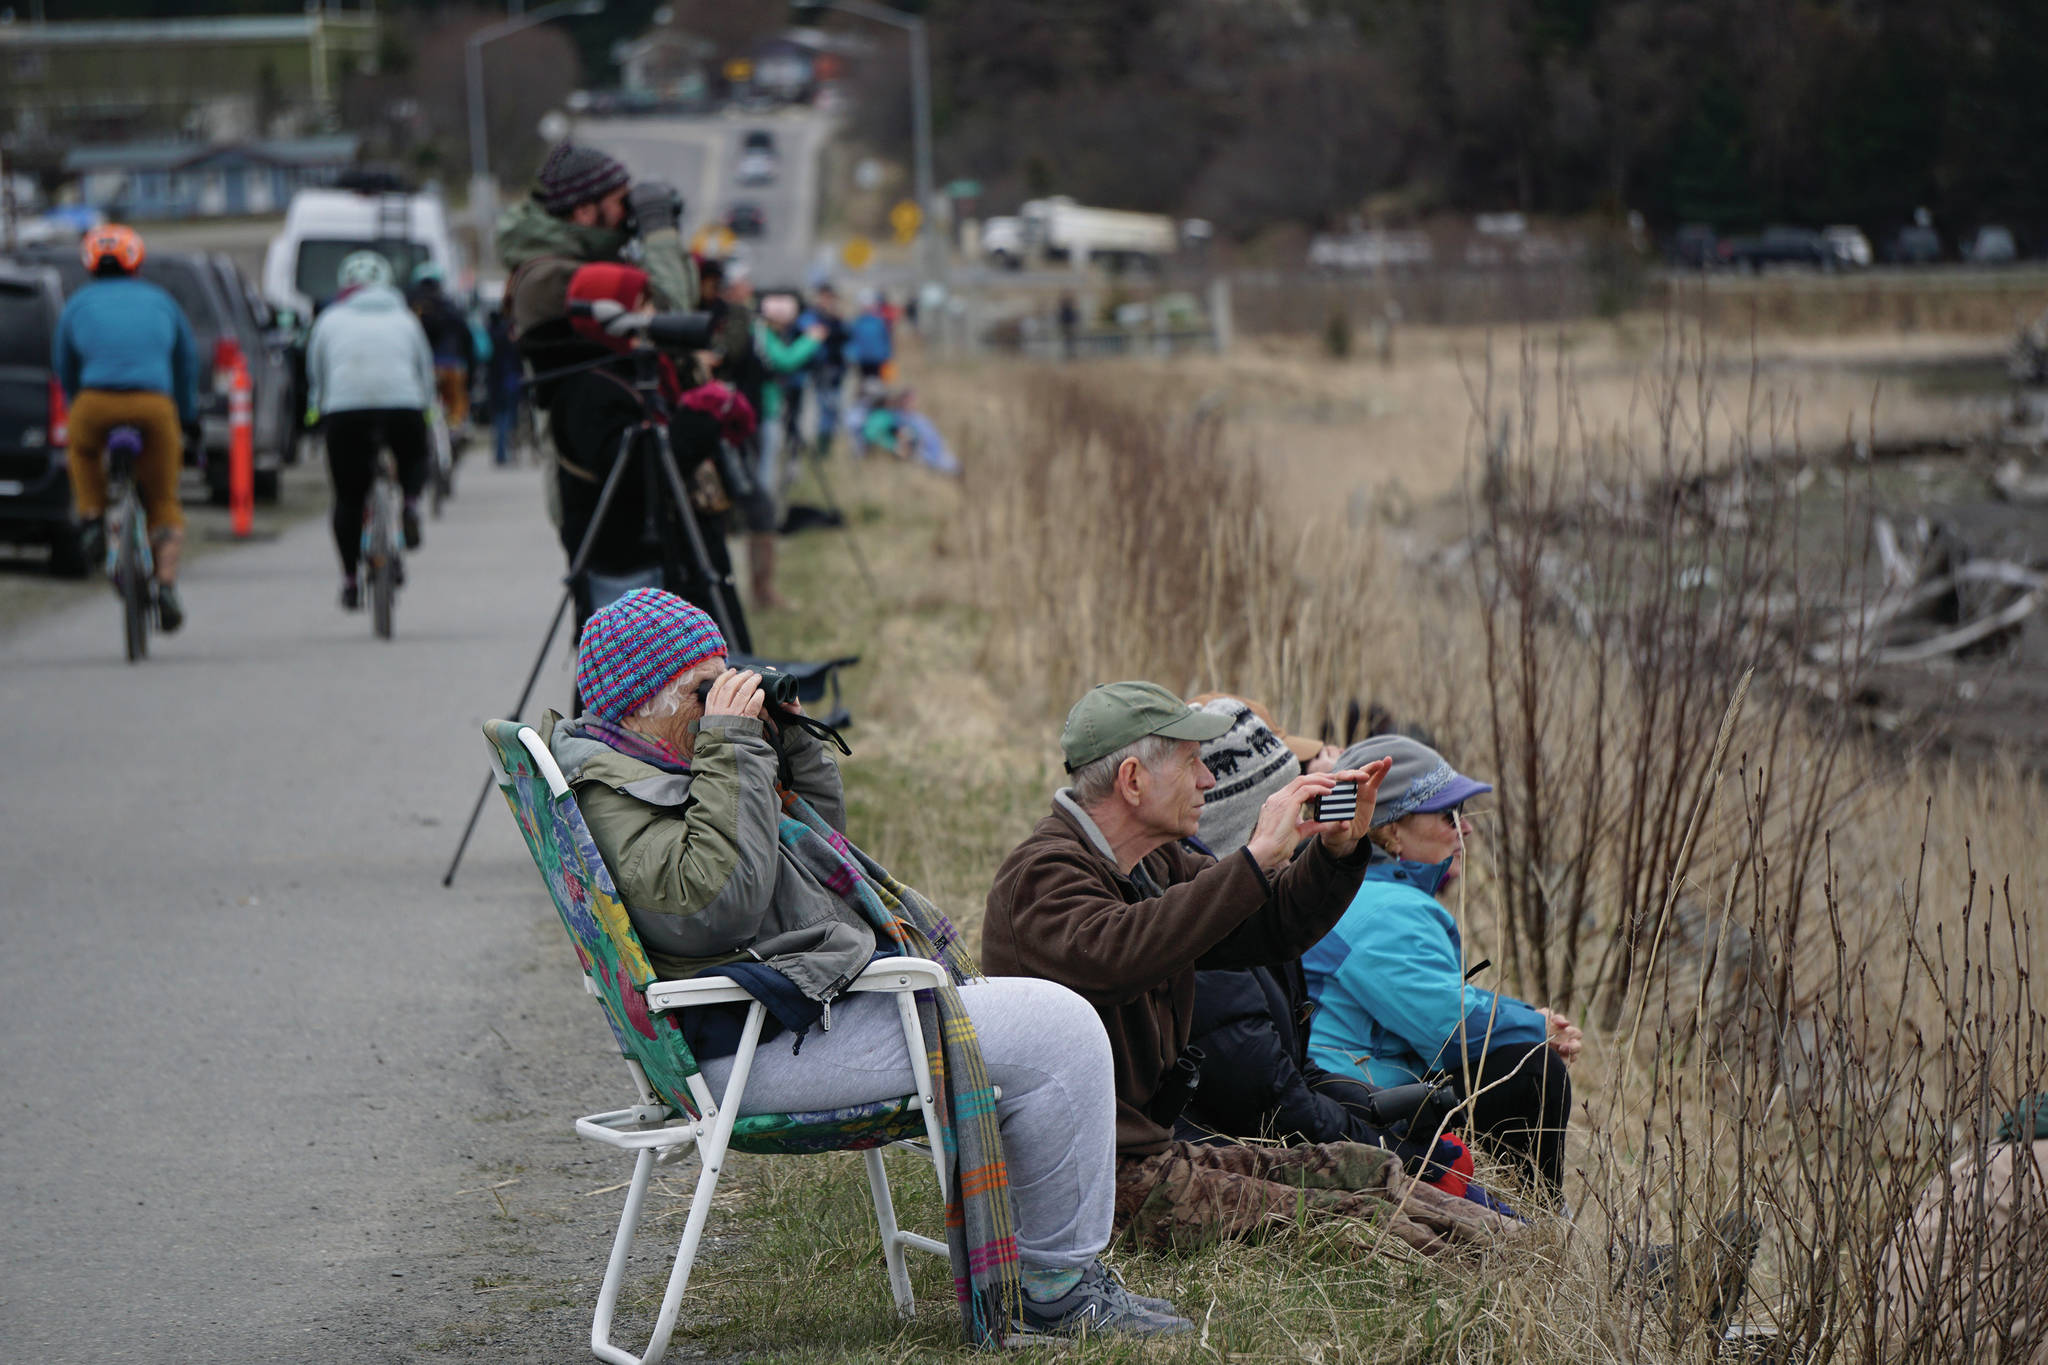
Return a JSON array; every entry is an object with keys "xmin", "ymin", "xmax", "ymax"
[{"xmin": 497, "ymin": 143, "xmax": 746, "ymax": 647}]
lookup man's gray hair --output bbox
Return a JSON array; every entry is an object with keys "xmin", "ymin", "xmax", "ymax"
[{"xmin": 1069, "ymin": 733, "xmax": 1183, "ymax": 808}]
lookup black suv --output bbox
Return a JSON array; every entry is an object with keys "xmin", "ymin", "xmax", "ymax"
[
  {"xmin": 0, "ymin": 261, "xmax": 91, "ymax": 574},
  {"xmin": 3, "ymin": 246, "xmax": 294, "ymax": 503}
]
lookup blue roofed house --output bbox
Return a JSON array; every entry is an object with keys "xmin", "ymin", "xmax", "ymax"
[{"xmin": 66, "ymin": 136, "xmax": 361, "ymax": 221}]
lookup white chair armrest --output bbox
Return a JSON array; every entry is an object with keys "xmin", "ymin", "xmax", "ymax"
[
  {"xmin": 644, "ymin": 976, "xmax": 762, "ymax": 1012},
  {"xmin": 644, "ymin": 956, "xmax": 949, "ymax": 1015},
  {"xmin": 845, "ymin": 956, "xmax": 951, "ymax": 993}
]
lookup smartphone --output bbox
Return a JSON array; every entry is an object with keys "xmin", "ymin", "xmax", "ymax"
[{"xmin": 1312, "ymin": 780, "xmax": 1358, "ymax": 824}]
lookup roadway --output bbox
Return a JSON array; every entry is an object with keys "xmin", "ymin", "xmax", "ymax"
[
  {"xmin": 0, "ymin": 464, "xmax": 654, "ymax": 1360},
  {"xmin": 580, "ymin": 108, "xmax": 832, "ymax": 289}
]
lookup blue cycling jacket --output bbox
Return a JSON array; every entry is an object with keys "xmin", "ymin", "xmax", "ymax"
[
  {"xmin": 1303, "ymin": 850, "xmax": 1548, "ymax": 1086},
  {"xmin": 848, "ymin": 311, "xmax": 892, "ymax": 366},
  {"xmin": 52, "ymin": 278, "xmax": 200, "ymax": 425}
]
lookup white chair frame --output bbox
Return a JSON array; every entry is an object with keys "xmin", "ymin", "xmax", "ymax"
[{"xmin": 505, "ymin": 728, "xmax": 954, "ymax": 1365}]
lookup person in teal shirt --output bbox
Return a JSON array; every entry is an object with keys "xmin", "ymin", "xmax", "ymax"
[
  {"xmin": 1303, "ymin": 734, "xmax": 1581, "ymax": 1196},
  {"xmin": 54, "ymin": 225, "xmax": 199, "ymax": 632}
]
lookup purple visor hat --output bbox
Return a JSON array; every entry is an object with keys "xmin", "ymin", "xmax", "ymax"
[{"xmin": 1332, "ymin": 734, "xmax": 1493, "ymax": 827}]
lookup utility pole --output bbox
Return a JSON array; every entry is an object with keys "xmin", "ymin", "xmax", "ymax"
[
  {"xmin": 467, "ymin": 0, "xmax": 605, "ymax": 268},
  {"xmin": 805, "ymin": 1, "xmax": 939, "ymax": 284}
]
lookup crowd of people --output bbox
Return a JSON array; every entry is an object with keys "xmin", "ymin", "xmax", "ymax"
[
  {"xmin": 51, "ymin": 142, "xmax": 926, "ymax": 637},
  {"xmin": 543, "ymin": 575, "xmax": 1591, "ymax": 1341},
  {"xmin": 494, "ymin": 143, "xmax": 924, "ymax": 641},
  {"xmin": 481, "ymin": 141, "xmax": 1619, "ymax": 1344}
]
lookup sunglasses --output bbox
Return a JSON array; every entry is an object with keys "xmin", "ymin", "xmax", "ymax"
[{"xmin": 1434, "ymin": 804, "xmax": 1466, "ymax": 826}]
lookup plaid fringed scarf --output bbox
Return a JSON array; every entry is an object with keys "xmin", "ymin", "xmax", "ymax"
[{"xmin": 775, "ymin": 792, "xmax": 1022, "ymax": 1346}]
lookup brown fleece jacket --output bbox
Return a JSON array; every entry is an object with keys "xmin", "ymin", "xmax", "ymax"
[{"xmin": 982, "ymin": 801, "xmax": 1372, "ymax": 1157}]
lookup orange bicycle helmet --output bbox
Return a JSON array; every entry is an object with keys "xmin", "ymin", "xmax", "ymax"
[{"xmin": 80, "ymin": 224, "xmax": 146, "ymax": 275}]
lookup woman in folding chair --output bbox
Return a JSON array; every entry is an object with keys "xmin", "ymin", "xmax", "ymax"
[{"xmin": 546, "ymin": 588, "xmax": 1190, "ymax": 1342}]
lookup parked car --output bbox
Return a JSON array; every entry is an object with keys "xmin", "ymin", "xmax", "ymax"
[
  {"xmin": 1723, "ymin": 226, "xmax": 1834, "ymax": 271},
  {"xmin": 1887, "ymin": 225, "xmax": 1943, "ymax": 264},
  {"xmin": 737, "ymin": 128, "xmax": 778, "ymax": 186},
  {"xmin": 0, "ymin": 260, "xmax": 89, "ymax": 574},
  {"xmin": 1822, "ymin": 225, "xmax": 1873, "ymax": 269},
  {"xmin": 1965, "ymin": 225, "xmax": 2019, "ymax": 265},
  {"xmin": 8, "ymin": 244, "xmax": 294, "ymax": 503},
  {"xmin": 726, "ymin": 202, "xmax": 767, "ymax": 238},
  {"xmin": 1669, "ymin": 223, "xmax": 1718, "ymax": 269}
]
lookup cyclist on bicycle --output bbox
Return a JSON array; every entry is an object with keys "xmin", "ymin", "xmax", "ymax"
[
  {"xmin": 408, "ymin": 262, "xmax": 477, "ymax": 432},
  {"xmin": 306, "ymin": 251, "xmax": 436, "ymax": 610},
  {"xmin": 53, "ymin": 224, "xmax": 198, "ymax": 632}
]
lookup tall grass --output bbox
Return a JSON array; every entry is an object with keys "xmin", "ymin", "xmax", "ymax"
[{"xmin": 942, "ymin": 334, "xmax": 2048, "ymax": 1360}]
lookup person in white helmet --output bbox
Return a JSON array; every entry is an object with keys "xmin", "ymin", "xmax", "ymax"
[{"xmin": 305, "ymin": 251, "xmax": 436, "ymax": 609}]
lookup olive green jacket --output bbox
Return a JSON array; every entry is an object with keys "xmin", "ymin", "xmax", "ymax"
[
  {"xmin": 540, "ymin": 710, "xmax": 875, "ymax": 1001},
  {"xmin": 496, "ymin": 197, "xmax": 698, "ymax": 340}
]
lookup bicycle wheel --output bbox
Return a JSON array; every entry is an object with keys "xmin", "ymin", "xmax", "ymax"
[
  {"xmin": 369, "ymin": 507, "xmax": 397, "ymax": 640},
  {"xmin": 429, "ymin": 408, "xmax": 453, "ymax": 518},
  {"xmin": 116, "ymin": 512, "xmax": 149, "ymax": 663}
]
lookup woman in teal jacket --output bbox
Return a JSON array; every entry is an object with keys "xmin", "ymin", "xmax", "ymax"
[{"xmin": 1304, "ymin": 735, "xmax": 1581, "ymax": 1195}]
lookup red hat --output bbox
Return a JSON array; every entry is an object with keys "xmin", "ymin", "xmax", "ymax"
[{"xmin": 567, "ymin": 263, "xmax": 651, "ymax": 348}]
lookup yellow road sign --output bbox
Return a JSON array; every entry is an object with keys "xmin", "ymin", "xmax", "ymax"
[
  {"xmin": 840, "ymin": 236, "xmax": 874, "ymax": 270},
  {"xmin": 691, "ymin": 226, "xmax": 737, "ymax": 257},
  {"xmin": 889, "ymin": 199, "xmax": 922, "ymax": 244},
  {"xmin": 724, "ymin": 58, "xmax": 754, "ymax": 82}
]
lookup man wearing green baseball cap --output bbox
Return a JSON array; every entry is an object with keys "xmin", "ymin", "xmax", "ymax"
[{"xmin": 983, "ymin": 684, "xmax": 1512, "ymax": 1253}]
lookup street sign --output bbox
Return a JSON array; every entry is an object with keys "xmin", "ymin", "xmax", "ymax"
[
  {"xmin": 840, "ymin": 236, "xmax": 874, "ymax": 270},
  {"xmin": 944, "ymin": 179, "xmax": 982, "ymax": 199},
  {"xmin": 889, "ymin": 199, "xmax": 921, "ymax": 244},
  {"xmin": 691, "ymin": 226, "xmax": 737, "ymax": 257}
]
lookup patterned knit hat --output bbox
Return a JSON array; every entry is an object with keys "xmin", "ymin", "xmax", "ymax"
[
  {"xmin": 536, "ymin": 142, "xmax": 632, "ymax": 216},
  {"xmin": 574, "ymin": 590, "xmax": 725, "ymax": 721},
  {"xmin": 1195, "ymin": 698, "xmax": 1302, "ymax": 855}
]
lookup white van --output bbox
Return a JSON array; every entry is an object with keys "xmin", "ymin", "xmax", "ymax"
[{"xmin": 263, "ymin": 185, "xmax": 465, "ymax": 317}]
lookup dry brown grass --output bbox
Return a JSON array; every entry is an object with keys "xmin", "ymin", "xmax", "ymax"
[
  {"xmin": 911, "ymin": 322, "xmax": 2048, "ymax": 1359},
  {"xmin": 637, "ymin": 318, "xmax": 2048, "ymax": 1361},
  {"xmin": 921, "ymin": 322, "xmax": 2002, "ymax": 530}
]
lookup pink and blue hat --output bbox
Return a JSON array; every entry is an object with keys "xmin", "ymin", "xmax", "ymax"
[{"xmin": 574, "ymin": 589, "xmax": 726, "ymax": 720}]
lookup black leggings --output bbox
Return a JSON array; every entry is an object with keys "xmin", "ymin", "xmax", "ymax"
[
  {"xmin": 1448, "ymin": 1041, "xmax": 1572, "ymax": 1197},
  {"xmin": 325, "ymin": 409, "xmax": 428, "ymax": 576}
]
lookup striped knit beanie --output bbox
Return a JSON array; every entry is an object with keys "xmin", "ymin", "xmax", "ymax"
[
  {"xmin": 574, "ymin": 590, "xmax": 725, "ymax": 721},
  {"xmin": 1196, "ymin": 698, "xmax": 1303, "ymax": 855},
  {"xmin": 537, "ymin": 142, "xmax": 632, "ymax": 216}
]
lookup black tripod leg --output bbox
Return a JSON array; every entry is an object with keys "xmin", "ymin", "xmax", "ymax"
[
  {"xmin": 651, "ymin": 425, "xmax": 743, "ymax": 643},
  {"xmin": 809, "ymin": 452, "xmax": 880, "ymax": 598},
  {"xmin": 441, "ymin": 589, "xmax": 573, "ymax": 887},
  {"xmin": 442, "ymin": 428, "xmax": 641, "ymax": 889}
]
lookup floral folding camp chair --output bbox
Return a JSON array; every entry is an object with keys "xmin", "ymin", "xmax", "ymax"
[{"xmin": 483, "ymin": 720, "xmax": 953, "ymax": 1365}]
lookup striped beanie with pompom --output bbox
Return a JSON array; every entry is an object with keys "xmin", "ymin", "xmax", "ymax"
[{"xmin": 574, "ymin": 590, "xmax": 725, "ymax": 721}]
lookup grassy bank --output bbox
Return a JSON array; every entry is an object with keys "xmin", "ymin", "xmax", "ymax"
[{"xmin": 607, "ymin": 330, "xmax": 2045, "ymax": 1362}]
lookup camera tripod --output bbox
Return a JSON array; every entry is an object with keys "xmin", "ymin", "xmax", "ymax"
[{"xmin": 441, "ymin": 340, "xmax": 748, "ymax": 887}]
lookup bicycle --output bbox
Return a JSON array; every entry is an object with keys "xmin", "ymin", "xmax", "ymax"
[
  {"xmin": 360, "ymin": 445, "xmax": 406, "ymax": 640},
  {"xmin": 427, "ymin": 402, "xmax": 454, "ymax": 519},
  {"xmin": 101, "ymin": 424, "xmax": 157, "ymax": 663}
]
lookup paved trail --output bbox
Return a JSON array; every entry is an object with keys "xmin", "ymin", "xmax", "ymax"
[{"xmin": 0, "ymin": 462, "xmax": 645, "ymax": 1361}]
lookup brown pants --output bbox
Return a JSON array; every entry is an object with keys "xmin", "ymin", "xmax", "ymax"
[
  {"xmin": 435, "ymin": 366, "xmax": 469, "ymax": 428},
  {"xmin": 1115, "ymin": 1140, "xmax": 1515, "ymax": 1256},
  {"xmin": 66, "ymin": 389, "xmax": 186, "ymax": 533}
]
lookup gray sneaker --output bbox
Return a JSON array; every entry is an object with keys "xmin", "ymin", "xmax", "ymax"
[
  {"xmin": 1102, "ymin": 1261, "xmax": 1178, "ymax": 1316},
  {"xmin": 1007, "ymin": 1260, "xmax": 1192, "ymax": 1343}
]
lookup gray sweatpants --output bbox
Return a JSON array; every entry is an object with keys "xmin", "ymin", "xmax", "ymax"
[{"xmin": 700, "ymin": 976, "xmax": 1113, "ymax": 1271}]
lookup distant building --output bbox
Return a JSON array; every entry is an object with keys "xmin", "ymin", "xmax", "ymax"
[
  {"xmin": 65, "ymin": 137, "xmax": 363, "ymax": 222},
  {"xmin": 615, "ymin": 28, "xmax": 716, "ymax": 105},
  {"xmin": 0, "ymin": 13, "xmax": 379, "ymax": 145}
]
